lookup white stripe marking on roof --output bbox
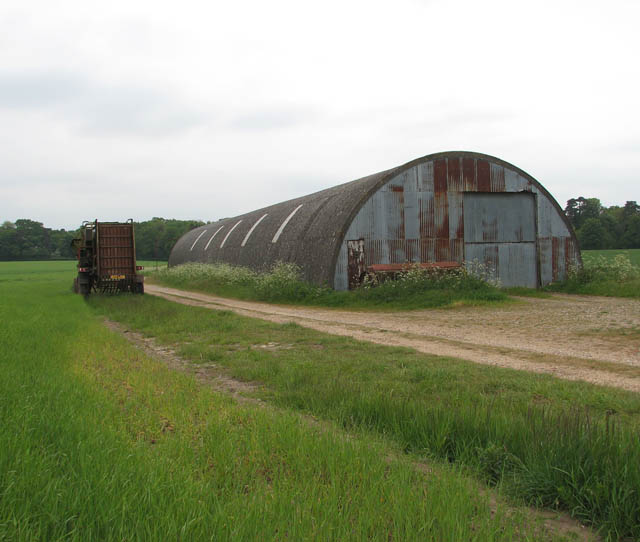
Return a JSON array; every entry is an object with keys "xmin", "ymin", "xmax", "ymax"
[
  {"xmin": 272, "ymin": 205, "xmax": 303, "ymax": 243},
  {"xmin": 204, "ymin": 226, "xmax": 225, "ymax": 251},
  {"xmin": 220, "ymin": 220, "xmax": 243, "ymax": 248},
  {"xmin": 241, "ymin": 213, "xmax": 268, "ymax": 247},
  {"xmin": 189, "ymin": 229, "xmax": 208, "ymax": 251}
]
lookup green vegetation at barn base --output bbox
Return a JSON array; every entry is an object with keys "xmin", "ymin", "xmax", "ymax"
[
  {"xmin": 547, "ymin": 252, "xmax": 640, "ymax": 298},
  {"xmin": 152, "ymin": 261, "xmax": 507, "ymax": 310},
  {"xmin": 94, "ymin": 290, "xmax": 640, "ymax": 541},
  {"xmin": 0, "ymin": 261, "xmax": 563, "ymax": 541}
]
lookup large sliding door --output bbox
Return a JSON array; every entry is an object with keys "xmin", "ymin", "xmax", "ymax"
[{"xmin": 463, "ymin": 193, "xmax": 538, "ymax": 288}]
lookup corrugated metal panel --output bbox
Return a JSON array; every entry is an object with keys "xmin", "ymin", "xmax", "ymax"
[
  {"xmin": 339, "ymin": 160, "xmax": 560, "ymax": 289},
  {"xmin": 477, "ymin": 159, "xmax": 491, "ymax": 191},
  {"xmin": 463, "ymin": 193, "xmax": 536, "ymax": 243},
  {"xmin": 463, "ymin": 193, "xmax": 537, "ymax": 287},
  {"xmin": 462, "ymin": 157, "xmax": 477, "ymax": 191}
]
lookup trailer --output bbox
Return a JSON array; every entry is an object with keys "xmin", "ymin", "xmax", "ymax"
[{"xmin": 72, "ymin": 219, "xmax": 144, "ymax": 295}]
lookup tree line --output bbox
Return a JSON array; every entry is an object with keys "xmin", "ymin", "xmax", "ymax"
[
  {"xmin": 0, "ymin": 218, "xmax": 204, "ymax": 261},
  {"xmin": 564, "ymin": 198, "xmax": 640, "ymax": 250},
  {"xmin": 2, "ymin": 199, "xmax": 638, "ymax": 261}
]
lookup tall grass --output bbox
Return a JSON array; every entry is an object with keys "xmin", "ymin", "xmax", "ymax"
[
  {"xmin": 0, "ymin": 261, "xmax": 549, "ymax": 541},
  {"xmin": 93, "ymin": 292, "xmax": 640, "ymax": 540},
  {"xmin": 548, "ymin": 254, "xmax": 640, "ymax": 297},
  {"xmin": 153, "ymin": 261, "xmax": 507, "ymax": 309}
]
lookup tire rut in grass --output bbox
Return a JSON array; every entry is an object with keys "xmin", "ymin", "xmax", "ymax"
[{"xmin": 103, "ymin": 316, "xmax": 600, "ymax": 542}]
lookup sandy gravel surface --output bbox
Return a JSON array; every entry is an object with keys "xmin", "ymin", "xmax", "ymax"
[{"xmin": 146, "ymin": 284, "xmax": 640, "ymax": 392}]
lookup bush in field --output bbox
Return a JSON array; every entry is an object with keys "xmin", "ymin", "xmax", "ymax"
[
  {"xmin": 155, "ymin": 260, "xmax": 505, "ymax": 308},
  {"xmin": 253, "ymin": 262, "xmax": 330, "ymax": 302},
  {"xmin": 548, "ymin": 253, "xmax": 640, "ymax": 297},
  {"xmin": 566, "ymin": 254, "xmax": 639, "ymax": 286}
]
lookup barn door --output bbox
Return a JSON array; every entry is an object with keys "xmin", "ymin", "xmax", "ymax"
[
  {"xmin": 463, "ymin": 193, "xmax": 538, "ymax": 288},
  {"xmin": 347, "ymin": 239, "xmax": 365, "ymax": 289}
]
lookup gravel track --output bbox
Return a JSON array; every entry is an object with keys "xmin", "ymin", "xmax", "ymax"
[{"xmin": 146, "ymin": 284, "xmax": 640, "ymax": 392}]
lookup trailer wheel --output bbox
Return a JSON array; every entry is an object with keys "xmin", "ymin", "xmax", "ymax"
[{"xmin": 136, "ymin": 282, "xmax": 144, "ymax": 294}]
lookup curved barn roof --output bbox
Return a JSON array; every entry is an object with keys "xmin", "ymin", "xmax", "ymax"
[{"xmin": 168, "ymin": 151, "xmax": 578, "ymax": 286}]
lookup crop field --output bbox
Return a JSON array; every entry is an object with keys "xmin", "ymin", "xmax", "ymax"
[
  {"xmin": 583, "ymin": 248, "xmax": 640, "ymax": 267},
  {"xmin": 2, "ymin": 261, "xmax": 640, "ymax": 540}
]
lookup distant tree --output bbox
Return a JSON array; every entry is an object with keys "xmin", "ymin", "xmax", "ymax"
[
  {"xmin": 14, "ymin": 219, "xmax": 52, "ymax": 260},
  {"xmin": 619, "ymin": 201, "xmax": 640, "ymax": 249},
  {"xmin": 621, "ymin": 214, "xmax": 640, "ymax": 249},
  {"xmin": 134, "ymin": 218, "xmax": 205, "ymax": 260},
  {"xmin": 578, "ymin": 218, "xmax": 609, "ymax": 250},
  {"xmin": 565, "ymin": 197, "xmax": 602, "ymax": 231},
  {"xmin": 0, "ymin": 221, "xmax": 20, "ymax": 260}
]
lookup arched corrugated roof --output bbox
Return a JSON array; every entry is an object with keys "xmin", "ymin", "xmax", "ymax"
[{"xmin": 168, "ymin": 151, "xmax": 579, "ymax": 286}]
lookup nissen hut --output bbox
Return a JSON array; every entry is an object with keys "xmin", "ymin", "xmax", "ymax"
[{"xmin": 169, "ymin": 151, "xmax": 580, "ymax": 289}]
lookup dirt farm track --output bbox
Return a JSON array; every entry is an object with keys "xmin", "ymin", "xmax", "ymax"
[{"xmin": 146, "ymin": 284, "xmax": 640, "ymax": 393}]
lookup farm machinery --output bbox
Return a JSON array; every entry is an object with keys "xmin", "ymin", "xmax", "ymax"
[{"xmin": 71, "ymin": 219, "xmax": 144, "ymax": 295}]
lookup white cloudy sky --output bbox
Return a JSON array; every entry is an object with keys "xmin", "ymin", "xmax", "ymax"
[{"xmin": 1, "ymin": 0, "xmax": 639, "ymax": 230}]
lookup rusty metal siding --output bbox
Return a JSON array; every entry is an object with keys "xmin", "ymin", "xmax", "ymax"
[
  {"xmin": 169, "ymin": 151, "xmax": 579, "ymax": 291},
  {"xmin": 96, "ymin": 223, "xmax": 136, "ymax": 277},
  {"xmin": 333, "ymin": 153, "xmax": 577, "ymax": 290}
]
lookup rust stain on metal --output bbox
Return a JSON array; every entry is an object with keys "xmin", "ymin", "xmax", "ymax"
[
  {"xmin": 434, "ymin": 159, "xmax": 448, "ymax": 194},
  {"xmin": 484, "ymin": 245, "xmax": 499, "ymax": 271},
  {"xmin": 434, "ymin": 159, "xmax": 449, "ymax": 240},
  {"xmin": 490, "ymin": 165, "xmax": 506, "ymax": 192},
  {"xmin": 368, "ymin": 261, "xmax": 460, "ymax": 272},
  {"xmin": 97, "ymin": 224, "xmax": 135, "ymax": 277},
  {"xmin": 482, "ymin": 217, "xmax": 498, "ymax": 242},
  {"xmin": 390, "ymin": 185, "xmax": 404, "ymax": 192},
  {"xmin": 449, "ymin": 239, "xmax": 463, "ymax": 263},
  {"xmin": 565, "ymin": 237, "xmax": 572, "ymax": 273},
  {"xmin": 552, "ymin": 237, "xmax": 560, "ymax": 281},
  {"xmin": 447, "ymin": 157, "xmax": 462, "ymax": 191},
  {"xmin": 463, "ymin": 157, "xmax": 476, "ymax": 191},
  {"xmin": 477, "ymin": 160, "xmax": 491, "ymax": 191},
  {"xmin": 394, "ymin": 189, "xmax": 406, "ymax": 239},
  {"xmin": 435, "ymin": 238, "xmax": 450, "ymax": 261},
  {"xmin": 420, "ymin": 238, "xmax": 435, "ymax": 262},
  {"xmin": 456, "ymin": 214, "xmax": 464, "ymax": 239},
  {"xmin": 419, "ymin": 197, "xmax": 435, "ymax": 238}
]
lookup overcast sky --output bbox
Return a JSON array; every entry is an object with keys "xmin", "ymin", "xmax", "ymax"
[{"xmin": 1, "ymin": 0, "xmax": 639, "ymax": 230}]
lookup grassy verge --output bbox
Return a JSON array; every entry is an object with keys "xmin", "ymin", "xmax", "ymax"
[
  {"xmin": 151, "ymin": 261, "xmax": 507, "ymax": 310},
  {"xmin": 0, "ymin": 261, "xmax": 552, "ymax": 541},
  {"xmin": 547, "ymin": 254, "xmax": 640, "ymax": 298},
  {"xmin": 92, "ymin": 292, "xmax": 640, "ymax": 541}
]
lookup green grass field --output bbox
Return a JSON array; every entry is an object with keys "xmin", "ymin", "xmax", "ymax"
[
  {"xmin": 582, "ymin": 248, "xmax": 640, "ymax": 267},
  {"xmin": 1, "ymin": 261, "xmax": 572, "ymax": 541},
  {"xmin": 92, "ymin": 289, "xmax": 640, "ymax": 540}
]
